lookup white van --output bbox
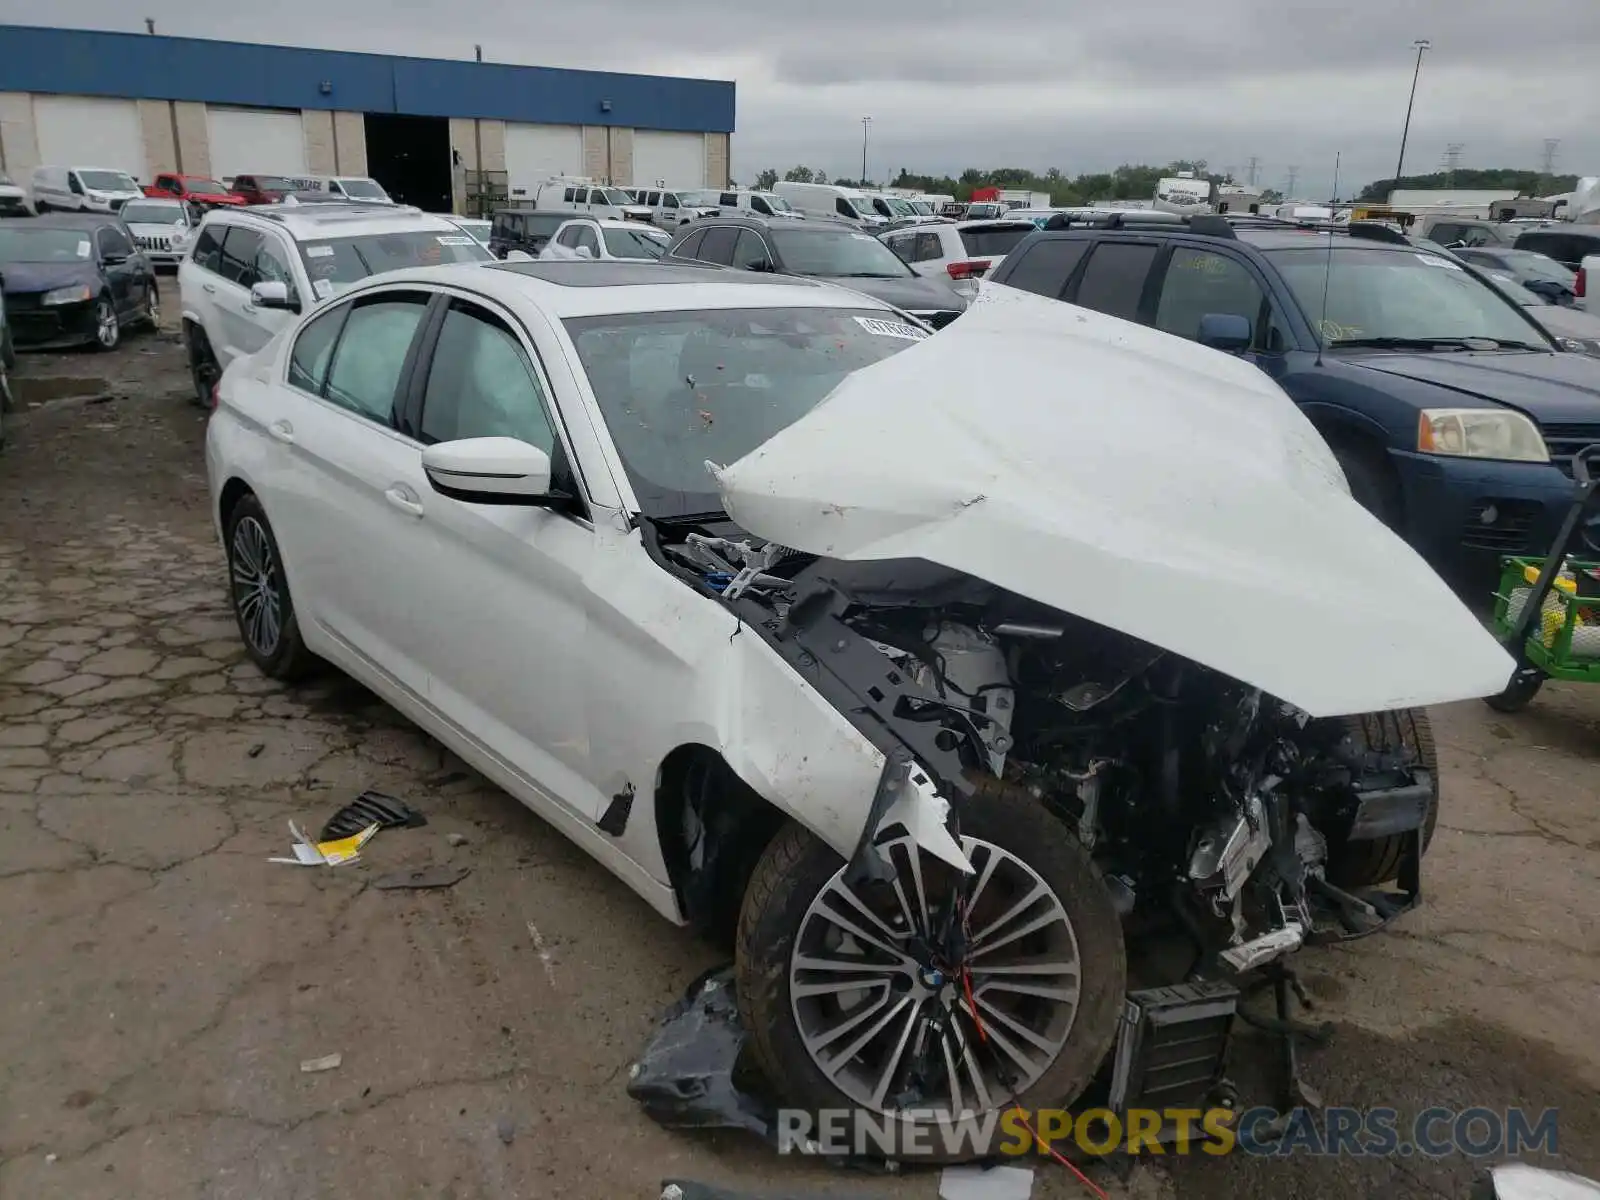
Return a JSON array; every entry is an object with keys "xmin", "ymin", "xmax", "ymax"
[
  {"xmin": 533, "ymin": 178, "xmax": 653, "ymax": 223},
  {"xmin": 279, "ymin": 175, "xmax": 392, "ymax": 203},
  {"xmin": 31, "ymin": 166, "xmax": 145, "ymax": 213},
  {"xmin": 680, "ymin": 188, "xmax": 804, "ymax": 222},
  {"xmin": 630, "ymin": 186, "xmax": 720, "ymax": 229},
  {"xmin": 772, "ymin": 181, "xmax": 887, "ymax": 228}
]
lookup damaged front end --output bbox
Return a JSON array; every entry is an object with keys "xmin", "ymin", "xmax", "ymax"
[{"xmin": 674, "ymin": 532, "xmax": 1432, "ymax": 974}]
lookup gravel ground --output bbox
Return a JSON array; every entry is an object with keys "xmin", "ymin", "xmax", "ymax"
[{"xmin": 1, "ymin": 314, "xmax": 1596, "ymax": 1200}]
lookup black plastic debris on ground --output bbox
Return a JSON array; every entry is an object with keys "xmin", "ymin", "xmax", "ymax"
[
  {"xmin": 658, "ymin": 1182, "xmax": 894, "ymax": 1200},
  {"xmin": 627, "ymin": 966, "xmax": 774, "ymax": 1143},
  {"xmin": 320, "ymin": 790, "xmax": 428, "ymax": 841},
  {"xmin": 373, "ymin": 865, "xmax": 469, "ymax": 890}
]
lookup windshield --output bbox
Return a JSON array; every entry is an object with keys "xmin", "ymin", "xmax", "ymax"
[
  {"xmin": 337, "ymin": 179, "xmax": 388, "ymax": 199},
  {"xmin": 884, "ymin": 198, "xmax": 916, "ymax": 217},
  {"xmin": 1499, "ymin": 250, "xmax": 1577, "ymax": 286},
  {"xmin": 77, "ymin": 171, "xmax": 138, "ymax": 192},
  {"xmin": 911, "ymin": 201, "xmax": 934, "ymax": 215},
  {"xmin": 298, "ymin": 230, "xmax": 490, "ymax": 290},
  {"xmin": 564, "ymin": 306, "xmax": 927, "ymax": 516},
  {"xmin": 758, "ymin": 193, "xmax": 793, "ymax": 212},
  {"xmin": 0, "ymin": 227, "xmax": 96, "ymax": 264},
  {"xmin": 681, "ymin": 190, "xmax": 722, "ymax": 206},
  {"xmin": 603, "ymin": 227, "xmax": 669, "ymax": 259},
  {"xmin": 455, "ymin": 219, "xmax": 491, "ymax": 243},
  {"xmin": 120, "ymin": 200, "xmax": 187, "ymax": 224},
  {"xmin": 843, "ymin": 195, "xmax": 875, "ymax": 216},
  {"xmin": 770, "ymin": 227, "xmax": 913, "ymax": 277},
  {"xmin": 185, "ymin": 179, "xmax": 229, "ymax": 194},
  {"xmin": 248, "ymin": 176, "xmax": 294, "ymax": 191},
  {"xmin": 1266, "ymin": 245, "xmax": 1550, "ymax": 348},
  {"xmin": 597, "ymin": 188, "xmax": 635, "ymax": 207}
]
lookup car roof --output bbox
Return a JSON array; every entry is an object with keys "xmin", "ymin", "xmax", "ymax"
[
  {"xmin": 354, "ymin": 260, "xmax": 875, "ymax": 319},
  {"xmin": 205, "ymin": 204, "xmax": 461, "ymax": 240}
]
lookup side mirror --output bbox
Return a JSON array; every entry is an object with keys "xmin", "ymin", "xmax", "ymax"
[
  {"xmin": 505, "ymin": 249, "xmax": 535, "ymax": 262},
  {"xmin": 102, "ymin": 252, "xmax": 128, "ymax": 265},
  {"xmin": 1196, "ymin": 312, "xmax": 1253, "ymax": 353},
  {"xmin": 574, "ymin": 245, "xmax": 594, "ymax": 259},
  {"xmin": 250, "ymin": 280, "xmax": 298, "ymax": 311},
  {"xmin": 422, "ymin": 437, "xmax": 559, "ymax": 505},
  {"xmin": 746, "ymin": 258, "xmax": 773, "ymax": 273}
]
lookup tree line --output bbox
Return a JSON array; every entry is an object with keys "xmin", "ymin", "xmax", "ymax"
[{"xmin": 741, "ymin": 163, "xmax": 1582, "ymax": 206}]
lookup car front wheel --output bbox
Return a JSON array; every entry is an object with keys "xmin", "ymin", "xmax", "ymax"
[
  {"xmin": 735, "ymin": 783, "xmax": 1125, "ymax": 1160},
  {"xmin": 225, "ymin": 493, "xmax": 316, "ymax": 680},
  {"xmin": 93, "ymin": 295, "xmax": 120, "ymax": 351}
]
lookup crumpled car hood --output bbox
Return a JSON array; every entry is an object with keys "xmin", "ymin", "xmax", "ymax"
[{"xmin": 711, "ymin": 284, "xmax": 1514, "ymax": 718}]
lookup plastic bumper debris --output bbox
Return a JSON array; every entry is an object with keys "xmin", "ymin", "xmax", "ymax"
[
  {"xmin": 373, "ymin": 865, "xmax": 469, "ymax": 890},
  {"xmin": 320, "ymin": 790, "xmax": 427, "ymax": 841},
  {"xmin": 626, "ymin": 966, "xmax": 773, "ymax": 1142}
]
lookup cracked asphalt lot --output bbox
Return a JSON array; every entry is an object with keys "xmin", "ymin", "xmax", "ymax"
[{"xmin": 1, "ymin": 317, "xmax": 1597, "ymax": 1200}]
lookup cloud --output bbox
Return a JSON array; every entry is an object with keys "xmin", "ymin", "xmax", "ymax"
[{"xmin": 5, "ymin": 0, "xmax": 1596, "ymax": 199}]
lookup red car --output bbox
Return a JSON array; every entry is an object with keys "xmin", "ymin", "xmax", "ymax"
[
  {"xmin": 143, "ymin": 173, "xmax": 245, "ymax": 207},
  {"xmin": 228, "ymin": 174, "xmax": 296, "ymax": 205}
]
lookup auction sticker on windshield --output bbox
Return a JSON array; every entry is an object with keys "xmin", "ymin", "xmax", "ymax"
[
  {"xmin": 437, "ymin": 235, "xmax": 474, "ymax": 246},
  {"xmin": 854, "ymin": 316, "xmax": 929, "ymax": 341},
  {"xmin": 305, "ymin": 245, "xmax": 334, "ymax": 258},
  {"xmin": 76, "ymin": 241, "xmax": 90, "ymax": 258}
]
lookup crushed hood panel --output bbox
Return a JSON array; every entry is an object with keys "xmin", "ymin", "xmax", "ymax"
[{"xmin": 713, "ymin": 284, "xmax": 1514, "ymax": 718}]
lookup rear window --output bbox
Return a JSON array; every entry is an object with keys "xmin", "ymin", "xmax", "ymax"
[
  {"xmin": 959, "ymin": 225, "xmax": 1034, "ymax": 257},
  {"xmin": 298, "ymin": 229, "xmax": 490, "ymax": 295}
]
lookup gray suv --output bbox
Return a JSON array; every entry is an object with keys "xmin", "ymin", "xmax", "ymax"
[{"xmin": 662, "ymin": 215, "xmax": 967, "ymax": 328}]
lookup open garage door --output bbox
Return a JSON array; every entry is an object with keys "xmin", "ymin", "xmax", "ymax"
[
  {"xmin": 503, "ymin": 123, "xmax": 582, "ymax": 202},
  {"xmin": 632, "ymin": 132, "xmax": 706, "ymax": 190},
  {"xmin": 33, "ymin": 95, "xmax": 145, "ymax": 181},
  {"xmin": 207, "ymin": 107, "xmax": 308, "ymax": 183}
]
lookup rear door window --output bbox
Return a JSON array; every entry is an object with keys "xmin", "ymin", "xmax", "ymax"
[
  {"xmin": 673, "ymin": 228, "xmax": 708, "ymax": 260},
  {"xmin": 698, "ymin": 227, "xmax": 739, "ymax": 265},
  {"xmin": 1069, "ymin": 242, "xmax": 1160, "ymax": 320},
  {"xmin": 997, "ymin": 238, "xmax": 1089, "ymax": 299},
  {"xmin": 216, "ymin": 226, "xmax": 264, "ymax": 287},
  {"xmin": 731, "ymin": 230, "xmax": 770, "ymax": 269}
]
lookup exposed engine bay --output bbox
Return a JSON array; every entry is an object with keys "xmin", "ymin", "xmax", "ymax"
[{"xmin": 654, "ymin": 523, "xmax": 1435, "ymax": 978}]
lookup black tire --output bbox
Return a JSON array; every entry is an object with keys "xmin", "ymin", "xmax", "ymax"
[
  {"xmin": 1325, "ymin": 708, "xmax": 1439, "ymax": 889},
  {"xmin": 143, "ymin": 284, "xmax": 160, "ymax": 331},
  {"xmin": 224, "ymin": 493, "xmax": 316, "ymax": 681},
  {"xmin": 735, "ymin": 783, "xmax": 1126, "ymax": 1161},
  {"xmin": 1484, "ymin": 670, "xmax": 1545, "ymax": 713},
  {"xmin": 92, "ymin": 294, "xmax": 120, "ymax": 352},
  {"xmin": 1331, "ymin": 439, "xmax": 1402, "ymax": 530},
  {"xmin": 188, "ymin": 327, "xmax": 219, "ymax": 408}
]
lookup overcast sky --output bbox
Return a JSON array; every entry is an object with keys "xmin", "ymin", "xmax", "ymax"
[{"xmin": 6, "ymin": 1, "xmax": 1597, "ymax": 198}]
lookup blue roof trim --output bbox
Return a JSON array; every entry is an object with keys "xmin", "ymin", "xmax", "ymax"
[{"xmin": 0, "ymin": 25, "xmax": 736, "ymax": 133}]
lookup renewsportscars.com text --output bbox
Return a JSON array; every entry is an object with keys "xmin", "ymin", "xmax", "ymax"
[{"xmin": 776, "ymin": 1106, "xmax": 1559, "ymax": 1159}]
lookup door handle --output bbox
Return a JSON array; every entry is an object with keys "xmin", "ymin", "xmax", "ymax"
[
  {"xmin": 384, "ymin": 486, "xmax": 424, "ymax": 518},
  {"xmin": 268, "ymin": 420, "xmax": 294, "ymax": 445},
  {"xmin": 202, "ymin": 282, "xmax": 217, "ymax": 294}
]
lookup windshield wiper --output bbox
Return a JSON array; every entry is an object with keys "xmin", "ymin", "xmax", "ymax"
[
  {"xmin": 654, "ymin": 509, "xmax": 732, "ymax": 526},
  {"xmin": 833, "ymin": 271, "xmax": 902, "ymax": 278},
  {"xmin": 1329, "ymin": 335, "xmax": 1539, "ymax": 351}
]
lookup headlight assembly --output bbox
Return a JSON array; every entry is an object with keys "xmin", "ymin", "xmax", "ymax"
[
  {"xmin": 1417, "ymin": 408, "xmax": 1549, "ymax": 463},
  {"xmin": 41, "ymin": 284, "xmax": 93, "ymax": 306}
]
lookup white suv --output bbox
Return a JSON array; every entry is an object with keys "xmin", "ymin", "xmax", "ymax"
[
  {"xmin": 879, "ymin": 218, "xmax": 1037, "ymax": 296},
  {"xmin": 179, "ymin": 203, "xmax": 491, "ymax": 406}
]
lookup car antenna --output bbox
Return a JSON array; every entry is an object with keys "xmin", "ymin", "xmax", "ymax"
[{"xmin": 1315, "ymin": 151, "xmax": 1340, "ymax": 369}]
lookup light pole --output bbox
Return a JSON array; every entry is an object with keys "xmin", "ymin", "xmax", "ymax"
[
  {"xmin": 1392, "ymin": 39, "xmax": 1430, "ymax": 192},
  {"xmin": 861, "ymin": 117, "xmax": 871, "ymax": 185}
]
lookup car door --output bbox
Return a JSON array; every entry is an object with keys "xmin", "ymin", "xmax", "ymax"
[
  {"xmin": 398, "ymin": 293, "xmax": 604, "ymax": 819},
  {"xmin": 208, "ymin": 225, "xmax": 266, "ymax": 366},
  {"xmin": 94, "ymin": 225, "xmax": 138, "ymax": 317},
  {"xmin": 255, "ymin": 288, "xmax": 437, "ymax": 681}
]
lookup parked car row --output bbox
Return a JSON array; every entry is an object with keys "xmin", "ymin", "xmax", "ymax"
[{"xmin": 8, "ymin": 166, "xmax": 394, "ymax": 216}]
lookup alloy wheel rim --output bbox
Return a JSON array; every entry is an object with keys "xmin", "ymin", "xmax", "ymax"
[
  {"xmin": 789, "ymin": 833, "xmax": 1081, "ymax": 1117},
  {"xmin": 147, "ymin": 292, "xmax": 159, "ymax": 326},
  {"xmin": 96, "ymin": 301, "xmax": 118, "ymax": 347},
  {"xmin": 230, "ymin": 517, "xmax": 282, "ymax": 656}
]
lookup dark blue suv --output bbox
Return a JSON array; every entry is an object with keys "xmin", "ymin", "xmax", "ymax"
[{"xmin": 985, "ymin": 214, "xmax": 1600, "ymax": 598}]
